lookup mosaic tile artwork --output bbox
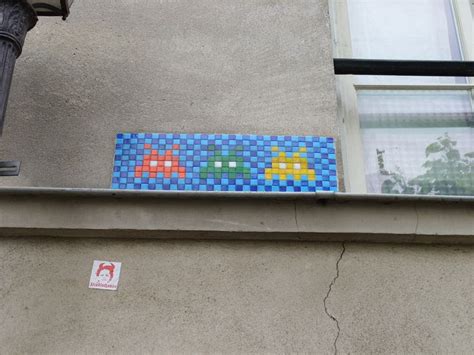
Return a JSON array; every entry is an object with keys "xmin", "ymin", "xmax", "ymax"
[{"xmin": 111, "ymin": 133, "xmax": 338, "ymax": 192}]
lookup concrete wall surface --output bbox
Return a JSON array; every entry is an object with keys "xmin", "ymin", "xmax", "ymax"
[
  {"xmin": 0, "ymin": 1, "xmax": 472, "ymax": 354},
  {"xmin": 0, "ymin": 0, "xmax": 338, "ymax": 188},
  {"xmin": 0, "ymin": 237, "xmax": 472, "ymax": 354}
]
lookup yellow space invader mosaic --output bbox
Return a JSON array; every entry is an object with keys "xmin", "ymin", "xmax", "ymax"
[{"xmin": 265, "ymin": 147, "xmax": 316, "ymax": 181}]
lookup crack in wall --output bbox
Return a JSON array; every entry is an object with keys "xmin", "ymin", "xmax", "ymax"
[
  {"xmin": 294, "ymin": 202, "xmax": 299, "ymax": 231},
  {"xmin": 412, "ymin": 204, "xmax": 420, "ymax": 242},
  {"xmin": 323, "ymin": 242, "xmax": 346, "ymax": 355},
  {"xmin": 414, "ymin": 204, "xmax": 420, "ymax": 233}
]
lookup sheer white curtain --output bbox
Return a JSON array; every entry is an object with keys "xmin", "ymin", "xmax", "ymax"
[
  {"xmin": 358, "ymin": 90, "xmax": 473, "ymax": 194},
  {"xmin": 347, "ymin": 0, "xmax": 465, "ymax": 84},
  {"xmin": 346, "ymin": 0, "xmax": 473, "ymax": 195}
]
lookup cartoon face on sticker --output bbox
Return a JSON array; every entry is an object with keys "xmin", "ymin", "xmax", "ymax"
[
  {"xmin": 89, "ymin": 260, "xmax": 122, "ymax": 291},
  {"xmin": 96, "ymin": 263, "xmax": 115, "ymax": 283}
]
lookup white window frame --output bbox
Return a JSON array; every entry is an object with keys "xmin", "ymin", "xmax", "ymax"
[{"xmin": 329, "ymin": 0, "xmax": 474, "ymax": 193}]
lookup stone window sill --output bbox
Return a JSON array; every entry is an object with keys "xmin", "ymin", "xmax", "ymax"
[{"xmin": 0, "ymin": 187, "xmax": 472, "ymax": 244}]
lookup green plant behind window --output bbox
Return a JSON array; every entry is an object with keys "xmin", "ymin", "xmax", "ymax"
[{"xmin": 379, "ymin": 134, "xmax": 474, "ymax": 196}]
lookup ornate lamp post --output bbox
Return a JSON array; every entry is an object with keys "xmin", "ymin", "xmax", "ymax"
[{"xmin": 0, "ymin": 0, "xmax": 73, "ymax": 176}]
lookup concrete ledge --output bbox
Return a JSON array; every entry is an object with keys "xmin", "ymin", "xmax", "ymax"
[{"xmin": 0, "ymin": 187, "xmax": 472, "ymax": 244}]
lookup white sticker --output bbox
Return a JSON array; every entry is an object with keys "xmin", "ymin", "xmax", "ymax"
[{"xmin": 89, "ymin": 260, "xmax": 122, "ymax": 291}]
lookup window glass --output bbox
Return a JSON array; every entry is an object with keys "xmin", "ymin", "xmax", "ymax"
[
  {"xmin": 359, "ymin": 90, "xmax": 473, "ymax": 196},
  {"xmin": 347, "ymin": 0, "xmax": 465, "ymax": 84}
]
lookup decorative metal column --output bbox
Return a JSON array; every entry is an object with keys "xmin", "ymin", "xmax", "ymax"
[
  {"xmin": 0, "ymin": 0, "xmax": 37, "ymax": 176},
  {"xmin": 0, "ymin": 0, "xmax": 37, "ymax": 135},
  {"xmin": 0, "ymin": 0, "xmax": 73, "ymax": 176}
]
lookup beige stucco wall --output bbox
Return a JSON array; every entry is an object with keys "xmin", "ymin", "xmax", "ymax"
[
  {"xmin": 0, "ymin": 0, "xmax": 338, "ymax": 188},
  {"xmin": 1, "ymin": 237, "xmax": 472, "ymax": 354}
]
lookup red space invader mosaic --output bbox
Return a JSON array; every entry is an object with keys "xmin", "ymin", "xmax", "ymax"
[{"xmin": 134, "ymin": 144, "xmax": 186, "ymax": 179}]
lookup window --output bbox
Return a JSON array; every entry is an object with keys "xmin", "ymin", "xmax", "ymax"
[{"xmin": 330, "ymin": 0, "xmax": 473, "ymax": 196}]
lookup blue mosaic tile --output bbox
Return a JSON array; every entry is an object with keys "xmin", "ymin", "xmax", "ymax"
[{"xmin": 111, "ymin": 133, "xmax": 338, "ymax": 192}]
